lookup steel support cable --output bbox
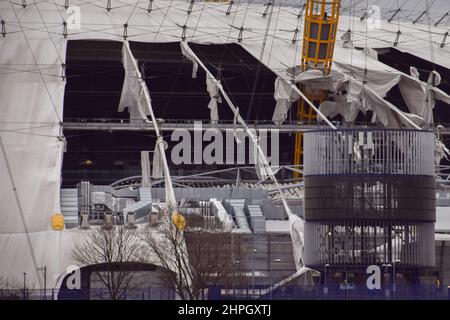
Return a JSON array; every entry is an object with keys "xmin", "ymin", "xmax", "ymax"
[
  {"xmin": 291, "ymin": 0, "xmax": 305, "ymax": 68},
  {"xmin": 254, "ymin": 0, "xmax": 283, "ymax": 120},
  {"xmin": 152, "ymin": 0, "xmax": 175, "ymax": 41},
  {"xmin": 0, "ymin": 134, "xmax": 42, "ymax": 288},
  {"xmin": 245, "ymin": 0, "xmax": 276, "ymax": 120},
  {"xmin": 125, "ymin": 0, "xmax": 143, "ymax": 24},
  {"xmin": 426, "ymin": 0, "xmax": 436, "ymax": 71},
  {"xmin": 181, "ymin": 40, "xmax": 315, "ymax": 219},
  {"xmin": 29, "ymin": 0, "xmax": 65, "ymax": 65},
  {"xmin": 190, "ymin": 0, "xmax": 208, "ymax": 40},
  {"xmin": 122, "ymin": 40, "xmax": 177, "ymax": 208},
  {"xmin": 8, "ymin": 2, "xmax": 62, "ymax": 124},
  {"xmin": 157, "ymin": 1, "xmax": 208, "ymax": 117}
]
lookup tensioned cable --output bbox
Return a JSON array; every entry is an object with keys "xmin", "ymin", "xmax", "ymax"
[
  {"xmin": 30, "ymin": 0, "xmax": 65, "ymax": 65},
  {"xmin": 190, "ymin": 0, "xmax": 208, "ymax": 40},
  {"xmin": 152, "ymin": 0, "xmax": 175, "ymax": 41},
  {"xmin": 0, "ymin": 135, "xmax": 42, "ymax": 288},
  {"xmin": 124, "ymin": 0, "xmax": 143, "ymax": 24},
  {"xmin": 425, "ymin": 0, "xmax": 436, "ymax": 71},
  {"xmin": 348, "ymin": 0, "xmax": 355, "ymax": 102},
  {"xmin": 8, "ymin": 2, "xmax": 62, "ymax": 123},
  {"xmin": 255, "ymin": 0, "xmax": 283, "ymax": 119},
  {"xmin": 264, "ymin": 1, "xmax": 283, "ymax": 72},
  {"xmin": 291, "ymin": 0, "xmax": 305, "ymax": 70},
  {"xmin": 216, "ymin": 0, "xmax": 242, "ymax": 62},
  {"xmin": 155, "ymin": 2, "xmax": 224, "ymax": 116},
  {"xmin": 245, "ymin": 0, "xmax": 276, "ymax": 120},
  {"xmin": 363, "ymin": 0, "xmax": 369, "ymax": 83}
]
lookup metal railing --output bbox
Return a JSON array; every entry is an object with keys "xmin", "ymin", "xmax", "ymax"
[
  {"xmin": 217, "ymin": 284, "xmax": 450, "ymax": 300},
  {"xmin": 2, "ymin": 284, "xmax": 448, "ymax": 300},
  {"xmin": 0, "ymin": 287, "xmax": 175, "ymax": 300}
]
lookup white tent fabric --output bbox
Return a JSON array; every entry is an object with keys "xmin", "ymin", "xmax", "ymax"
[
  {"xmin": 120, "ymin": 41, "xmax": 177, "ymax": 208},
  {"xmin": 0, "ymin": 226, "xmax": 178, "ymax": 290},
  {"xmin": 152, "ymin": 139, "xmax": 167, "ymax": 179},
  {"xmin": 205, "ymin": 76, "xmax": 221, "ymax": 124},
  {"xmin": 0, "ymin": 36, "xmax": 66, "ymax": 235},
  {"xmin": 272, "ymin": 77, "xmax": 298, "ymax": 125},
  {"xmin": 180, "ymin": 41, "xmax": 198, "ymax": 79},
  {"xmin": 118, "ymin": 44, "xmax": 151, "ymax": 120},
  {"xmin": 289, "ymin": 214, "xmax": 305, "ymax": 271},
  {"xmin": 141, "ymin": 151, "xmax": 151, "ymax": 188},
  {"xmin": 1, "ymin": 0, "xmax": 450, "ymax": 287},
  {"xmin": 252, "ymin": 135, "xmax": 270, "ymax": 181}
]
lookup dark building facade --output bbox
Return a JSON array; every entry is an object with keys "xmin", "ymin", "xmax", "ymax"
[{"xmin": 303, "ymin": 129, "xmax": 436, "ymax": 274}]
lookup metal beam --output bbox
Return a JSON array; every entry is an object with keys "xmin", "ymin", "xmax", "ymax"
[
  {"xmin": 413, "ymin": 10, "xmax": 427, "ymax": 24},
  {"xmin": 63, "ymin": 121, "xmax": 324, "ymax": 133},
  {"xmin": 435, "ymin": 12, "xmax": 449, "ymax": 27},
  {"xmin": 388, "ymin": 8, "xmax": 401, "ymax": 23},
  {"xmin": 62, "ymin": 121, "xmax": 450, "ymax": 134}
]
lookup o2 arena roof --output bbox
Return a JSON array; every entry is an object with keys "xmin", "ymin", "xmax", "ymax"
[{"xmin": 1, "ymin": 0, "xmax": 450, "ymax": 289}]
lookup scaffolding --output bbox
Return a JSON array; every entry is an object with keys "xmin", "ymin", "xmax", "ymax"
[{"xmin": 294, "ymin": 0, "xmax": 341, "ymax": 178}]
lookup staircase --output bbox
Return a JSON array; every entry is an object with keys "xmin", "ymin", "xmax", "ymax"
[{"xmin": 60, "ymin": 188, "xmax": 79, "ymax": 229}]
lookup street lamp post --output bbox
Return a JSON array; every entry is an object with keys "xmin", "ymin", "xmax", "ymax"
[
  {"xmin": 393, "ymin": 260, "xmax": 400, "ymax": 299},
  {"xmin": 382, "ymin": 263, "xmax": 392, "ymax": 298},
  {"xmin": 22, "ymin": 272, "xmax": 26, "ymax": 300},
  {"xmin": 37, "ymin": 266, "xmax": 47, "ymax": 300},
  {"xmin": 252, "ymin": 249, "xmax": 257, "ymax": 296},
  {"xmin": 324, "ymin": 264, "xmax": 330, "ymax": 295},
  {"xmin": 233, "ymin": 260, "xmax": 240, "ymax": 296},
  {"xmin": 344, "ymin": 268, "xmax": 348, "ymax": 300},
  {"xmin": 274, "ymin": 259, "xmax": 281, "ymax": 299}
]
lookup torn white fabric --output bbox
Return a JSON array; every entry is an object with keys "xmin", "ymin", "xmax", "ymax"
[
  {"xmin": 141, "ymin": 151, "xmax": 151, "ymax": 188},
  {"xmin": 233, "ymin": 107, "xmax": 242, "ymax": 144},
  {"xmin": 360, "ymin": 85, "xmax": 424, "ymax": 128},
  {"xmin": 152, "ymin": 139, "xmax": 166, "ymax": 179},
  {"xmin": 122, "ymin": 41, "xmax": 177, "ymax": 209},
  {"xmin": 410, "ymin": 66, "xmax": 421, "ymax": 80},
  {"xmin": 272, "ymin": 70, "xmax": 326, "ymax": 125},
  {"xmin": 318, "ymin": 99, "xmax": 358, "ymax": 123},
  {"xmin": 252, "ymin": 135, "xmax": 270, "ymax": 181},
  {"xmin": 398, "ymin": 68, "xmax": 450, "ymax": 125},
  {"xmin": 206, "ymin": 76, "xmax": 221, "ymax": 124},
  {"xmin": 295, "ymin": 69, "xmax": 324, "ymax": 82},
  {"xmin": 180, "ymin": 42, "xmax": 198, "ymax": 78},
  {"xmin": 334, "ymin": 60, "xmax": 401, "ymax": 98},
  {"xmin": 362, "ymin": 47, "xmax": 379, "ymax": 61},
  {"xmin": 1, "ymin": 0, "xmax": 450, "ymax": 285},
  {"xmin": 118, "ymin": 45, "xmax": 151, "ymax": 120},
  {"xmin": 436, "ymin": 139, "xmax": 450, "ymax": 165},
  {"xmin": 289, "ymin": 214, "xmax": 304, "ymax": 271},
  {"xmin": 272, "ymin": 77, "xmax": 299, "ymax": 124}
]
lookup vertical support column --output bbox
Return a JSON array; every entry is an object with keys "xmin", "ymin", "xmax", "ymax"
[{"xmin": 294, "ymin": 0, "xmax": 341, "ymax": 178}]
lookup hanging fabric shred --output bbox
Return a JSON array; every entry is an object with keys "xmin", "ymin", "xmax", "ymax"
[
  {"xmin": 118, "ymin": 44, "xmax": 152, "ymax": 120},
  {"xmin": 180, "ymin": 41, "xmax": 198, "ymax": 78},
  {"xmin": 272, "ymin": 77, "xmax": 299, "ymax": 124},
  {"xmin": 141, "ymin": 151, "xmax": 151, "ymax": 187},
  {"xmin": 152, "ymin": 138, "xmax": 167, "ymax": 179},
  {"xmin": 233, "ymin": 107, "xmax": 241, "ymax": 144},
  {"xmin": 206, "ymin": 76, "xmax": 221, "ymax": 124},
  {"xmin": 251, "ymin": 132, "xmax": 270, "ymax": 181}
]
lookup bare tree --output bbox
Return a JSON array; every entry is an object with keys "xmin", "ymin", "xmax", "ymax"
[
  {"xmin": 139, "ymin": 213, "xmax": 245, "ymax": 300},
  {"xmin": 0, "ymin": 276, "xmax": 25, "ymax": 300},
  {"xmin": 71, "ymin": 226, "xmax": 141, "ymax": 300}
]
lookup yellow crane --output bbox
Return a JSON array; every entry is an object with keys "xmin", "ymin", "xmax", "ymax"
[{"xmin": 294, "ymin": 0, "xmax": 341, "ymax": 178}]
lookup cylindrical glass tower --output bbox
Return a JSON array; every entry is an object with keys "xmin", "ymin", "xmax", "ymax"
[{"xmin": 303, "ymin": 129, "xmax": 436, "ymax": 268}]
